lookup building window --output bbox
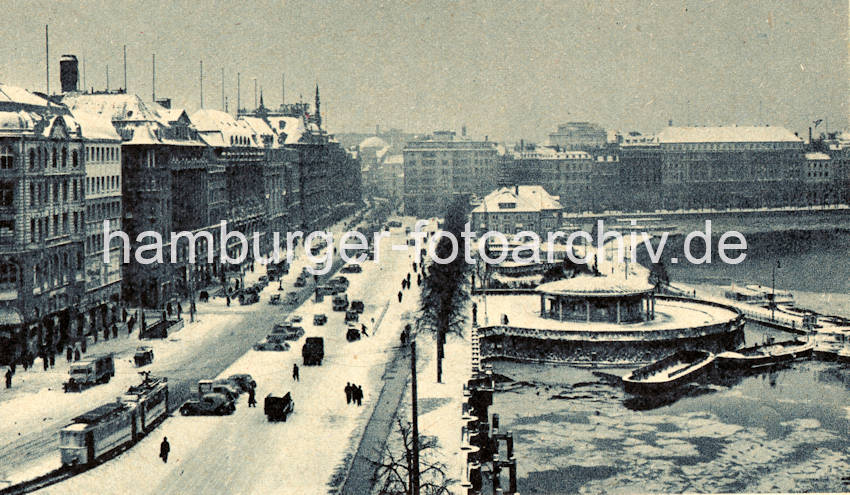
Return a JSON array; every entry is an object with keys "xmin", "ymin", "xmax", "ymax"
[
  {"xmin": 52, "ymin": 148, "xmax": 57, "ymax": 168},
  {"xmin": 72, "ymin": 150, "xmax": 78, "ymax": 168},
  {"xmin": 0, "ymin": 181, "xmax": 13, "ymax": 207},
  {"xmin": 61, "ymin": 148, "xmax": 67, "ymax": 168},
  {"xmin": 29, "ymin": 149, "xmax": 35, "ymax": 170},
  {"xmin": 0, "ymin": 147, "xmax": 14, "ymax": 169},
  {"xmin": 0, "ymin": 263, "xmax": 17, "ymax": 292}
]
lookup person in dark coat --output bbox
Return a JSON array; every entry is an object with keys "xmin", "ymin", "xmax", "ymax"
[
  {"xmin": 166, "ymin": 303, "xmax": 173, "ymax": 318},
  {"xmin": 66, "ymin": 346, "xmax": 73, "ymax": 362},
  {"xmin": 361, "ymin": 323, "xmax": 368, "ymax": 337},
  {"xmin": 472, "ymin": 303, "xmax": 478, "ymax": 326},
  {"xmin": 417, "ymin": 274, "xmax": 421, "ymax": 286},
  {"xmin": 81, "ymin": 339, "xmax": 87, "ymax": 353},
  {"xmin": 128, "ymin": 316, "xmax": 135, "ymax": 334},
  {"xmin": 159, "ymin": 437, "xmax": 170, "ymax": 463},
  {"xmin": 345, "ymin": 382, "xmax": 352, "ymax": 404},
  {"xmin": 397, "ymin": 291, "xmax": 403, "ymax": 303},
  {"xmin": 112, "ymin": 324, "xmax": 118, "ymax": 338},
  {"xmin": 74, "ymin": 348, "xmax": 80, "ymax": 361},
  {"xmin": 355, "ymin": 385, "xmax": 363, "ymax": 406},
  {"xmin": 247, "ymin": 387, "xmax": 257, "ymax": 408},
  {"xmin": 42, "ymin": 354, "xmax": 48, "ymax": 371},
  {"xmin": 5, "ymin": 368, "xmax": 11, "ymax": 389},
  {"xmin": 176, "ymin": 302, "xmax": 182, "ymax": 320},
  {"xmin": 292, "ymin": 363, "xmax": 299, "ymax": 381},
  {"xmin": 226, "ymin": 295, "xmax": 231, "ymax": 307}
]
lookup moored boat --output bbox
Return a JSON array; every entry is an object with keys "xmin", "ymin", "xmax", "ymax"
[
  {"xmin": 716, "ymin": 339, "xmax": 813, "ymax": 369},
  {"xmin": 622, "ymin": 350, "xmax": 715, "ymax": 395}
]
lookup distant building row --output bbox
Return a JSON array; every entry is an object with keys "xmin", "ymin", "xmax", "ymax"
[{"xmin": 402, "ymin": 123, "xmax": 850, "ymax": 218}]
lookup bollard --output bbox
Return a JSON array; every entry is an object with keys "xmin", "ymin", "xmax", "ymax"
[{"xmin": 508, "ymin": 458, "xmax": 518, "ymax": 494}]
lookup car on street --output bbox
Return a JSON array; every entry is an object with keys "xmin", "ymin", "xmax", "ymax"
[
  {"xmin": 333, "ymin": 293, "xmax": 349, "ymax": 311},
  {"xmin": 341, "ymin": 263, "xmax": 363, "ymax": 274},
  {"xmin": 264, "ymin": 392, "xmax": 294, "ymax": 422},
  {"xmin": 329, "ymin": 276, "xmax": 349, "ymax": 292},
  {"xmin": 180, "ymin": 393, "xmax": 235, "ymax": 416},
  {"xmin": 313, "ymin": 313, "xmax": 328, "ymax": 325},
  {"xmin": 198, "ymin": 380, "xmax": 241, "ymax": 402},
  {"xmin": 226, "ymin": 374, "xmax": 256, "ymax": 393},
  {"xmin": 302, "ymin": 337, "xmax": 324, "ymax": 366},
  {"xmin": 272, "ymin": 323, "xmax": 305, "ymax": 341},
  {"xmin": 254, "ymin": 333, "xmax": 292, "ymax": 351},
  {"xmin": 346, "ymin": 326, "xmax": 361, "ymax": 342},
  {"xmin": 345, "ymin": 310, "xmax": 359, "ymax": 323},
  {"xmin": 350, "ymin": 300, "xmax": 365, "ymax": 313},
  {"xmin": 294, "ymin": 276, "xmax": 307, "ymax": 287},
  {"xmin": 289, "ymin": 315, "xmax": 303, "ymax": 324}
]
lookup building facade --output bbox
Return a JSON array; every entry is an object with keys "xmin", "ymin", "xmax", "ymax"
[
  {"xmin": 404, "ymin": 131, "xmax": 498, "ymax": 218},
  {"xmin": 0, "ymin": 85, "xmax": 86, "ymax": 365},
  {"xmin": 470, "ymin": 185, "xmax": 561, "ymax": 237}
]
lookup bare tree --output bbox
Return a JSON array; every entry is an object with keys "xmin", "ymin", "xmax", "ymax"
[{"xmin": 373, "ymin": 418, "xmax": 453, "ymax": 495}]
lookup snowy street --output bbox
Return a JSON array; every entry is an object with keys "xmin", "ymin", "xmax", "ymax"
[{"xmin": 22, "ymin": 220, "xmax": 422, "ymax": 494}]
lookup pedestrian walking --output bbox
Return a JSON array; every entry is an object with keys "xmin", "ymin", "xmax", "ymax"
[
  {"xmin": 166, "ymin": 303, "xmax": 173, "ymax": 318},
  {"xmin": 66, "ymin": 346, "xmax": 72, "ymax": 362},
  {"xmin": 292, "ymin": 363, "xmax": 299, "ymax": 381},
  {"xmin": 226, "ymin": 295, "xmax": 231, "ymax": 307},
  {"xmin": 397, "ymin": 291, "xmax": 403, "ymax": 303},
  {"xmin": 176, "ymin": 302, "xmax": 182, "ymax": 320},
  {"xmin": 104, "ymin": 325, "xmax": 109, "ymax": 341},
  {"xmin": 128, "ymin": 316, "xmax": 135, "ymax": 334},
  {"xmin": 355, "ymin": 385, "xmax": 363, "ymax": 406},
  {"xmin": 122, "ymin": 307, "xmax": 127, "ymax": 322},
  {"xmin": 159, "ymin": 437, "xmax": 170, "ymax": 463},
  {"xmin": 49, "ymin": 353, "xmax": 55, "ymax": 368},
  {"xmin": 74, "ymin": 348, "xmax": 80, "ymax": 361},
  {"xmin": 42, "ymin": 354, "xmax": 48, "ymax": 371},
  {"xmin": 417, "ymin": 274, "xmax": 421, "ymax": 286},
  {"xmin": 472, "ymin": 303, "xmax": 478, "ymax": 326},
  {"xmin": 5, "ymin": 368, "xmax": 11, "ymax": 389},
  {"xmin": 345, "ymin": 382, "xmax": 352, "ymax": 404},
  {"xmin": 248, "ymin": 387, "xmax": 257, "ymax": 408},
  {"xmin": 112, "ymin": 324, "xmax": 118, "ymax": 338}
]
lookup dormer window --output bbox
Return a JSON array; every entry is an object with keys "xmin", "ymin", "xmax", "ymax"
[{"xmin": 498, "ymin": 202, "xmax": 516, "ymax": 209}]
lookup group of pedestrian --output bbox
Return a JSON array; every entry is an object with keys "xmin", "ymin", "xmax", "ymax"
[{"xmin": 345, "ymin": 382, "xmax": 363, "ymax": 406}]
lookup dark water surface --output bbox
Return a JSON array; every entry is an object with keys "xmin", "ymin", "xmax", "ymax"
[{"xmin": 493, "ymin": 225, "xmax": 850, "ymax": 494}]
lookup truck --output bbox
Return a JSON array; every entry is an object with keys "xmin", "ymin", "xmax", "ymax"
[
  {"xmin": 64, "ymin": 354, "xmax": 115, "ymax": 392},
  {"xmin": 264, "ymin": 392, "xmax": 294, "ymax": 422},
  {"xmin": 302, "ymin": 337, "xmax": 324, "ymax": 366}
]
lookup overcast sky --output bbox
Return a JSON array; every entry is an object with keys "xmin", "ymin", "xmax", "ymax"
[{"xmin": 2, "ymin": 0, "xmax": 847, "ymax": 143}]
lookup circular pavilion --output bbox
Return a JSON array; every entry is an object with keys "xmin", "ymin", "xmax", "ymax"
[{"xmin": 536, "ymin": 275, "xmax": 656, "ymax": 324}]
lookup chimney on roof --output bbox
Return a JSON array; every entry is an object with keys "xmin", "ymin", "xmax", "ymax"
[
  {"xmin": 668, "ymin": 119, "xmax": 673, "ymax": 127},
  {"xmin": 60, "ymin": 54, "xmax": 78, "ymax": 93},
  {"xmin": 462, "ymin": 125, "xmax": 467, "ymax": 137}
]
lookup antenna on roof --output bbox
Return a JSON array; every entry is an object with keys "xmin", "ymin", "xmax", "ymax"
[
  {"xmin": 123, "ymin": 44, "xmax": 127, "ymax": 92},
  {"xmin": 281, "ymin": 73, "xmax": 285, "ymax": 106},
  {"xmin": 199, "ymin": 60, "xmax": 204, "ymax": 109},
  {"xmin": 45, "ymin": 25, "xmax": 50, "ymax": 96},
  {"xmin": 106, "ymin": 63, "xmax": 109, "ymax": 91},
  {"xmin": 221, "ymin": 67, "xmax": 225, "ymax": 111},
  {"xmin": 152, "ymin": 53, "xmax": 156, "ymax": 102},
  {"xmin": 237, "ymin": 72, "xmax": 241, "ymax": 113}
]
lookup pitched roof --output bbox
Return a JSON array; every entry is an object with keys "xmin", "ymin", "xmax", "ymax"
[{"xmin": 472, "ymin": 185, "xmax": 561, "ymax": 214}]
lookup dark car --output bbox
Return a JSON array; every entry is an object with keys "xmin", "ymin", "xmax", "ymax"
[
  {"xmin": 227, "ymin": 374, "xmax": 256, "ymax": 393},
  {"xmin": 350, "ymin": 300, "xmax": 365, "ymax": 313},
  {"xmin": 264, "ymin": 392, "xmax": 294, "ymax": 422},
  {"xmin": 341, "ymin": 263, "xmax": 363, "ymax": 274},
  {"xmin": 346, "ymin": 327, "xmax": 361, "ymax": 342},
  {"xmin": 302, "ymin": 337, "xmax": 324, "ymax": 366},
  {"xmin": 345, "ymin": 310, "xmax": 359, "ymax": 323},
  {"xmin": 180, "ymin": 393, "xmax": 235, "ymax": 416},
  {"xmin": 313, "ymin": 313, "xmax": 328, "ymax": 325}
]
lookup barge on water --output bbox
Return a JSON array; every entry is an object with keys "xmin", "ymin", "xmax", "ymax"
[
  {"xmin": 622, "ymin": 350, "xmax": 715, "ymax": 395},
  {"xmin": 716, "ymin": 339, "xmax": 813, "ymax": 369}
]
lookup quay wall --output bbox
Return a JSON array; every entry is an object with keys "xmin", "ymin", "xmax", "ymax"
[{"xmin": 479, "ymin": 296, "xmax": 745, "ymax": 365}]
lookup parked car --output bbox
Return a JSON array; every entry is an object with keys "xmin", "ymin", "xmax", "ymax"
[
  {"xmin": 180, "ymin": 393, "xmax": 235, "ymax": 416},
  {"xmin": 294, "ymin": 276, "xmax": 307, "ymax": 288},
  {"xmin": 258, "ymin": 275, "xmax": 269, "ymax": 287},
  {"xmin": 272, "ymin": 323, "xmax": 305, "ymax": 341},
  {"xmin": 341, "ymin": 263, "xmax": 363, "ymax": 274},
  {"xmin": 302, "ymin": 337, "xmax": 324, "ymax": 366},
  {"xmin": 254, "ymin": 333, "xmax": 292, "ymax": 351},
  {"xmin": 317, "ymin": 285, "xmax": 337, "ymax": 296},
  {"xmin": 289, "ymin": 315, "xmax": 303, "ymax": 324},
  {"xmin": 346, "ymin": 327, "xmax": 362, "ymax": 342},
  {"xmin": 350, "ymin": 300, "xmax": 365, "ymax": 313},
  {"xmin": 269, "ymin": 294, "xmax": 282, "ymax": 305},
  {"xmin": 345, "ymin": 310, "xmax": 359, "ymax": 323},
  {"xmin": 313, "ymin": 313, "xmax": 328, "ymax": 326},
  {"xmin": 286, "ymin": 292, "xmax": 300, "ymax": 305},
  {"xmin": 239, "ymin": 291, "xmax": 260, "ymax": 305},
  {"xmin": 198, "ymin": 380, "xmax": 240, "ymax": 402},
  {"xmin": 133, "ymin": 346, "xmax": 154, "ymax": 367},
  {"xmin": 329, "ymin": 276, "xmax": 349, "ymax": 292},
  {"xmin": 332, "ymin": 293, "xmax": 349, "ymax": 311},
  {"xmin": 264, "ymin": 392, "xmax": 295, "ymax": 422},
  {"xmin": 226, "ymin": 374, "xmax": 256, "ymax": 393}
]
